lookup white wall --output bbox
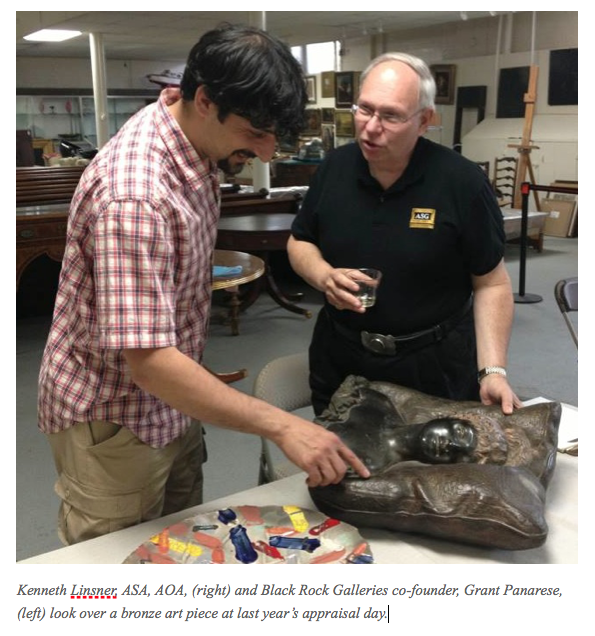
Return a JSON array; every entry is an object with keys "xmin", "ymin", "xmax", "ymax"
[
  {"xmin": 339, "ymin": 12, "xmax": 577, "ymax": 142},
  {"xmin": 337, "ymin": 11, "xmax": 578, "ymax": 186},
  {"xmin": 16, "ymin": 58, "xmax": 186, "ymax": 91},
  {"xmin": 16, "ymin": 11, "xmax": 578, "ymax": 180}
]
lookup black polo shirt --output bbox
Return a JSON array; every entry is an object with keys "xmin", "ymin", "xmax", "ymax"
[{"xmin": 291, "ymin": 137, "xmax": 505, "ymax": 335}]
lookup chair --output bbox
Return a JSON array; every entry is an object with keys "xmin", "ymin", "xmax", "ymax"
[
  {"xmin": 252, "ymin": 352, "xmax": 312, "ymax": 484},
  {"xmin": 554, "ymin": 277, "xmax": 578, "ymax": 347},
  {"xmin": 493, "ymin": 156, "xmax": 517, "ymax": 207}
]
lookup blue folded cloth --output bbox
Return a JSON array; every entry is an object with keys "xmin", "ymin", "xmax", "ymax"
[{"xmin": 213, "ymin": 265, "xmax": 243, "ymax": 277}]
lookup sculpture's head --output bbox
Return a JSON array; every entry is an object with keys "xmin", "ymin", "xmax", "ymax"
[{"xmin": 416, "ymin": 418, "xmax": 478, "ymax": 464}]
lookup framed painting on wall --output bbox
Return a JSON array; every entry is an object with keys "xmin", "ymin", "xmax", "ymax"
[
  {"xmin": 321, "ymin": 71, "xmax": 335, "ymax": 98},
  {"xmin": 334, "ymin": 109, "xmax": 355, "ymax": 137},
  {"xmin": 321, "ymin": 124, "xmax": 335, "ymax": 153},
  {"xmin": 431, "ymin": 64, "xmax": 456, "ymax": 105},
  {"xmin": 496, "ymin": 66, "xmax": 530, "ymax": 118},
  {"xmin": 335, "ymin": 72, "xmax": 359, "ymax": 108},
  {"xmin": 548, "ymin": 48, "xmax": 578, "ymax": 105},
  {"xmin": 304, "ymin": 109, "xmax": 322, "ymax": 135},
  {"xmin": 322, "ymin": 108, "xmax": 335, "ymax": 124}
]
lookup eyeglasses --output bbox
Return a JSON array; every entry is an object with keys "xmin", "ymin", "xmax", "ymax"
[{"xmin": 352, "ymin": 103, "xmax": 423, "ymax": 129}]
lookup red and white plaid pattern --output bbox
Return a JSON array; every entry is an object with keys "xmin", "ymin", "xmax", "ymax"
[{"xmin": 38, "ymin": 89, "xmax": 221, "ymax": 447}]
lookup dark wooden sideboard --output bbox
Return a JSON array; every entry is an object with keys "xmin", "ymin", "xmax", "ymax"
[
  {"xmin": 271, "ymin": 160, "xmax": 320, "ymax": 187},
  {"xmin": 17, "ymin": 165, "xmax": 87, "ymax": 207},
  {"xmin": 17, "ymin": 205, "xmax": 69, "ymax": 290},
  {"xmin": 16, "ymin": 165, "xmax": 546, "ymax": 305},
  {"xmin": 16, "ymin": 194, "xmax": 302, "ymax": 292}
]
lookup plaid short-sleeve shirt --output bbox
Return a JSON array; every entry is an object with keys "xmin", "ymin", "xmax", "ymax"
[{"xmin": 38, "ymin": 89, "xmax": 221, "ymax": 447}]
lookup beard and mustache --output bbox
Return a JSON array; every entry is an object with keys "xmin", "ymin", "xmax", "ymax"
[{"xmin": 217, "ymin": 149, "xmax": 257, "ymax": 175}]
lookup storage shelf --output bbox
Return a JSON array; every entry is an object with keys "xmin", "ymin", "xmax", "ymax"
[{"xmin": 16, "ymin": 90, "xmax": 159, "ymax": 146}]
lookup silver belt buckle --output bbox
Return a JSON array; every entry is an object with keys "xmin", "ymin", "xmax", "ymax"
[{"xmin": 361, "ymin": 331, "xmax": 396, "ymax": 355}]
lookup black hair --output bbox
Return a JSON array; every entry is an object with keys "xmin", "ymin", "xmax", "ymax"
[{"xmin": 180, "ymin": 23, "xmax": 307, "ymax": 139}]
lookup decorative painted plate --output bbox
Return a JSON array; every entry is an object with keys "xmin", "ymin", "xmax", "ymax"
[{"xmin": 123, "ymin": 504, "xmax": 373, "ymax": 564}]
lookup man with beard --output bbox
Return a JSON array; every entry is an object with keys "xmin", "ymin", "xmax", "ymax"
[{"xmin": 38, "ymin": 24, "xmax": 369, "ymax": 546}]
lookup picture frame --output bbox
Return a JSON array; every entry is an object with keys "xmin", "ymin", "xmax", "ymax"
[
  {"xmin": 334, "ymin": 109, "xmax": 355, "ymax": 137},
  {"xmin": 321, "ymin": 71, "xmax": 335, "ymax": 98},
  {"xmin": 304, "ymin": 108, "xmax": 322, "ymax": 136},
  {"xmin": 305, "ymin": 75, "xmax": 317, "ymax": 103},
  {"xmin": 431, "ymin": 64, "xmax": 456, "ymax": 105},
  {"xmin": 334, "ymin": 71, "xmax": 359, "ymax": 108},
  {"xmin": 321, "ymin": 124, "xmax": 335, "ymax": 153},
  {"xmin": 548, "ymin": 48, "xmax": 578, "ymax": 106},
  {"xmin": 496, "ymin": 66, "xmax": 530, "ymax": 118},
  {"xmin": 321, "ymin": 107, "xmax": 335, "ymax": 124}
]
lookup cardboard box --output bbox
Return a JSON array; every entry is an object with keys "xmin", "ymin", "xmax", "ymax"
[
  {"xmin": 544, "ymin": 181, "xmax": 578, "ymax": 237},
  {"xmin": 541, "ymin": 199, "xmax": 576, "ymax": 237}
]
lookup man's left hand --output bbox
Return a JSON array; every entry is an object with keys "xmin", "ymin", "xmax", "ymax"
[{"xmin": 479, "ymin": 375, "xmax": 524, "ymax": 415}]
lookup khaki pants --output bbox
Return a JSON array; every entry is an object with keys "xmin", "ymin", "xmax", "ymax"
[{"xmin": 47, "ymin": 420, "xmax": 204, "ymax": 545}]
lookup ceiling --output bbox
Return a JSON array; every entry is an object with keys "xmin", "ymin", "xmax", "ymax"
[{"xmin": 16, "ymin": 11, "xmax": 507, "ymax": 61}]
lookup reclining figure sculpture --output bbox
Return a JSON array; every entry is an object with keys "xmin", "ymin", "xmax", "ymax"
[{"xmin": 309, "ymin": 376, "xmax": 561, "ymax": 550}]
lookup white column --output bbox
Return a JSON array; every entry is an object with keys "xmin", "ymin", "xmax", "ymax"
[
  {"xmin": 503, "ymin": 12, "xmax": 514, "ymax": 54},
  {"xmin": 247, "ymin": 12, "xmax": 271, "ymax": 192},
  {"xmin": 530, "ymin": 12, "xmax": 537, "ymax": 66},
  {"xmin": 89, "ymin": 33, "xmax": 109, "ymax": 149},
  {"xmin": 492, "ymin": 14, "xmax": 503, "ymax": 115}
]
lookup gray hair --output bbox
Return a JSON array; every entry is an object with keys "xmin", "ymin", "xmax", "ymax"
[{"xmin": 359, "ymin": 52, "xmax": 436, "ymax": 111}]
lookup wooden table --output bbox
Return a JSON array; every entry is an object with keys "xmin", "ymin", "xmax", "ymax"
[
  {"xmin": 15, "ymin": 207, "xmax": 267, "ymax": 322},
  {"xmin": 206, "ymin": 250, "xmax": 266, "ymax": 384},
  {"xmin": 502, "ymin": 208, "xmax": 548, "ymax": 252},
  {"xmin": 15, "ymin": 206, "xmax": 262, "ymax": 383},
  {"xmin": 216, "ymin": 213, "xmax": 312, "ymax": 318},
  {"xmin": 16, "ymin": 202, "xmax": 549, "ymax": 294},
  {"xmin": 212, "ymin": 249, "xmax": 265, "ymax": 336},
  {"xmin": 16, "ymin": 203, "xmax": 68, "ymax": 290}
]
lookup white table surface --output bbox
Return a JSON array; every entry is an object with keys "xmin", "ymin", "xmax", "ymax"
[{"xmin": 19, "ymin": 406, "xmax": 578, "ymax": 565}]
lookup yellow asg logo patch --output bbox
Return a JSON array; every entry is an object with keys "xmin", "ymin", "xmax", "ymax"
[{"xmin": 409, "ymin": 208, "xmax": 436, "ymax": 229}]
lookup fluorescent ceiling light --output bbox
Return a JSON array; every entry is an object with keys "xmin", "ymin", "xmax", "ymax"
[{"xmin": 23, "ymin": 29, "xmax": 82, "ymax": 42}]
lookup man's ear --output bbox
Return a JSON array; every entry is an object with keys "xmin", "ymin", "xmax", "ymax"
[
  {"xmin": 194, "ymin": 85, "xmax": 213, "ymax": 117},
  {"xmin": 418, "ymin": 108, "xmax": 435, "ymax": 135}
]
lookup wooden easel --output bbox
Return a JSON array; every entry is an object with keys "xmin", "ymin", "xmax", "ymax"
[{"xmin": 508, "ymin": 65, "xmax": 541, "ymax": 210}]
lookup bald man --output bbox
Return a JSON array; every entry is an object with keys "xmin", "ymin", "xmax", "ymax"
[{"xmin": 288, "ymin": 52, "xmax": 521, "ymax": 417}]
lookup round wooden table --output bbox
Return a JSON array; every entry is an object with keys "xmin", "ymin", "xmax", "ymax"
[
  {"xmin": 215, "ymin": 213, "xmax": 312, "ymax": 318},
  {"xmin": 212, "ymin": 249, "xmax": 265, "ymax": 336},
  {"xmin": 208, "ymin": 250, "xmax": 265, "ymax": 384}
]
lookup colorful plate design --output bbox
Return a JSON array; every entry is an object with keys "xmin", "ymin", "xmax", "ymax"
[{"xmin": 123, "ymin": 504, "xmax": 373, "ymax": 564}]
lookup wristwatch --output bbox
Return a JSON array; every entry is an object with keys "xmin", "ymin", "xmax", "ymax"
[{"xmin": 477, "ymin": 366, "xmax": 507, "ymax": 383}]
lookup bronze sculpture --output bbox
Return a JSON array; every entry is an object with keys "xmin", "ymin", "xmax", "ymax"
[
  {"xmin": 310, "ymin": 376, "xmax": 561, "ymax": 550},
  {"xmin": 331, "ymin": 387, "xmax": 479, "ymax": 474}
]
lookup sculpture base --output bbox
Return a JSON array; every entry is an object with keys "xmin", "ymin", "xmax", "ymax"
[{"xmin": 310, "ymin": 376, "xmax": 561, "ymax": 550}]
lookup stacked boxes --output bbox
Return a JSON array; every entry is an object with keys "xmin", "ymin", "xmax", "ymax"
[{"xmin": 541, "ymin": 181, "xmax": 578, "ymax": 237}]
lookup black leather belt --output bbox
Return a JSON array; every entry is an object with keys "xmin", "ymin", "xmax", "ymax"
[{"xmin": 330, "ymin": 296, "xmax": 473, "ymax": 356}]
